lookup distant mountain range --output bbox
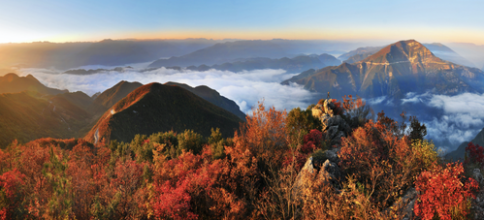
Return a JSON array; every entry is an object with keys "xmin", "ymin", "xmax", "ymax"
[
  {"xmin": 338, "ymin": 43, "xmax": 476, "ymax": 68},
  {"xmin": 84, "ymin": 83, "xmax": 242, "ymax": 144},
  {"xmin": 0, "ymin": 73, "xmax": 245, "ymax": 147},
  {"xmin": 283, "ymin": 40, "xmax": 484, "ymax": 99},
  {"xmin": 147, "ymin": 54, "xmax": 341, "ymax": 73},
  {"xmin": 0, "ymin": 39, "xmax": 223, "ymax": 69},
  {"xmin": 147, "ymin": 39, "xmax": 360, "ymax": 68}
]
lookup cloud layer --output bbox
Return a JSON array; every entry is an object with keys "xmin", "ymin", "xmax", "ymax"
[
  {"xmin": 18, "ymin": 67, "xmax": 316, "ymax": 113},
  {"xmin": 402, "ymin": 92, "xmax": 484, "ymax": 152}
]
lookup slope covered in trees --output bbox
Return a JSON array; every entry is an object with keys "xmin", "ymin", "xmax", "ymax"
[
  {"xmin": 0, "ymin": 95, "xmax": 479, "ymax": 219},
  {"xmin": 85, "ymin": 83, "xmax": 243, "ymax": 144}
]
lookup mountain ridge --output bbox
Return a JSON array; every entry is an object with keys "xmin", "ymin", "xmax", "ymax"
[
  {"xmin": 85, "ymin": 83, "xmax": 243, "ymax": 143},
  {"xmin": 283, "ymin": 40, "xmax": 484, "ymax": 99}
]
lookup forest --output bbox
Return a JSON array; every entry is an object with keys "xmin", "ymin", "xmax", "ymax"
[{"xmin": 0, "ymin": 96, "xmax": 481, "ymax": 220}]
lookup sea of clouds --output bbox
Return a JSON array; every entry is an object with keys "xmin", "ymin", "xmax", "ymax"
[
  {"xmin": 17, "ymin": 65, "xmax": 484, "ymax": 153},
  {"xmin": 17, "ymin": 66, "xmax": 317, "ymax": 114}
]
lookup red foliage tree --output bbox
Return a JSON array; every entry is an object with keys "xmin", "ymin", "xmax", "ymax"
[
  {"xmin": 466, "ymin": 142, "xmax": 484, "ymax": 166},
  {"xmin": 414, "ymin": 162, "xmax": 478, "ymax": 220}
]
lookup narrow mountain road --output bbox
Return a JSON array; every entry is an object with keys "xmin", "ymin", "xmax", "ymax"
[{"xmin": 359, "ymin": 59, "xmax": 450, "ymax": 66}]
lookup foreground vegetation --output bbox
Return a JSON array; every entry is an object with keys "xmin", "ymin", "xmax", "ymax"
[{"xmin": 0, "ymin": 97, "xmax": 480, "ymax": 219}]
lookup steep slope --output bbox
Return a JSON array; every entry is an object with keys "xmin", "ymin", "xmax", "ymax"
[
  {"xmin": 283, "ymin": 40, "xmax": 484, "ymax": 99},
  {"xmin": 0, "ymin": 91, "xmax": 90, "ymax": 147},
  {"xmin": 85, "ymin": 83, "xmax": 242, "ymax": 144},
  {"xmin": 445, "ymin": 128, "xmax": 484, "ymax": 161},
  {"xmin": 89, "ymin": 81, "xmax": 143, "ymax": 115},
  {"xmin": 164, "ymin": 82, "xmax": 246, "ymax": 120},
  {"xmin": 0, "ymin": 73, "xmax": 67, "ymax": 95}
]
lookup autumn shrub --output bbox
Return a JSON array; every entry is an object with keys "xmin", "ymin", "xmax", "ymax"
[
  {"xmin": 0, "ymin": 169, "xmax": 24, "ymax": 220},
  {"xmin": 302, "ymin": 174, "xmax": 403, "ymax": 220},
  {"xmin": 283, "ymin": 129, "xmax": 324, "ymax": 171},
  {"xmin": 177, "ymin": 130, "xmax": 206, "ymax": 155},
  {"xmin": 340, "ymin": 95, "xmax": 372, "ymax": 131},
  {"xmin": 286, "ymin": 106, "xmax": 322, "ymax": 142},
  {"xmin": 238, "ymin": 101, "xmax": 288, "ymax": 173},
  {"xmin": 466, "ymin": 142, "xmax": 484, "ymax": 166},
  {"xmin": 414, "ymin": 162, "xmax": 478, "ymax": 220},
  {"xmin": 338, "ymin": 112, "xmax": 433, "ymax": 211}
]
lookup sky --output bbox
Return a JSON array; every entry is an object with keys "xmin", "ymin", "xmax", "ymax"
[{"xmin": 1, "ymin": 0, "xmax": 484, "ymax": 44}]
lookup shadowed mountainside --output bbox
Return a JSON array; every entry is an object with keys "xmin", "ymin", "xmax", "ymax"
[
  {"xmin": 164, "ymin": 82, "xmax": 246, "ymax": 120},
  {"xmin": 85, "ymin": 83, "xmax": 243, "ymax": 143},
  {"xmin": 0, "ymin": 91, "xmax": 90, "ymax": 147}
]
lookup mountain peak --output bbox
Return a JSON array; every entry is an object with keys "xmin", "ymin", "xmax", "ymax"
[{"xmin": 361, "ymin": 39, "xmax": 440, "ymax": 64}]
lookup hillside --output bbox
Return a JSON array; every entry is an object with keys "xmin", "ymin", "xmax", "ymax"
[
  {"xmin": 283, "ymin": 40, "xmax": 484, "ymax": 99},
  {"xmin": 0, "ymin": 73, "xmax": 67, "ymax": 95},
  {"xmin": 85, "ymin": 83, "xmax": 243, "ymax": 143},
  {"xmin": 0, "ymin": 91, "xmax": 90, "ymax": 147},
  {"xmin": 164, "ymin": 82, "xmax": 246, "ymax": 120},
  {"xmin": 88, "ymin": 80, "xmax": 143, "ymax": 115}
]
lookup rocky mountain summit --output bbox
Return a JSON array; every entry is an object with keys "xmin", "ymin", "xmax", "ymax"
[{"xmin": 294, "ymin": 97, "xmax": 417, "ymax": 219}]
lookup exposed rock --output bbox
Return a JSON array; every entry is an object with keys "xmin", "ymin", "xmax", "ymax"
[
  {"xmin": 318, "ymin": 159, "xmax": 341, "ymax": 186},
  {"xmin": 473, "ymin": 168, "xmax": 484, "ymax": 184},
  {"xmin": 312, "ymin": 98, "xmax": 350, "ymax": 147},
  {"xmin": 294, "ymin": 157, "xmax": 342, "ymax": 200},
  {"xmin": 387, "ymin": 188, "xmax": 417, "ymax": 220},
  {"xmin": 325, "ymin": 148, "xmax": 340, "ymax": 163},
  {"xmin": 294, "ymin": 157, "xmax": 317, "ymax": 197}
]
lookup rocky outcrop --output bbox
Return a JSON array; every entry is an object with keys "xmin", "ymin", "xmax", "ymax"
[
  {"xmin": 312, "ymin": 98, "xmax": 350, "ymax": 147},
  {"xmin": 294, "ymin": 157, "xmax": 342, "ymax": 198}
]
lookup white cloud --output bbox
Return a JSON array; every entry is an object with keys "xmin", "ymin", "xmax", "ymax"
[{"xmin": 18, "ymin": 67, "xmax": 317, "ymax": 113}]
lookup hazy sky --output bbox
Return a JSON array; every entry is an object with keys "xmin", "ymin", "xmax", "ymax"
[{"xmin": 1, "ymin": 0, "xmax": 483, "ymax": 44}]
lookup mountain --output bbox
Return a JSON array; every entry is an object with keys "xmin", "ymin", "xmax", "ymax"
[
  {"xmin": 0, "ymin": 73, "xmax": 67, "ymax": 95},
  {"xmin": 338, "ymin": 44, "xmax": 474, "ymax": 67},
  {"xmin": 88, "ymin": 81, "xmax": 143, "ymax": 116},
  {"xmin": 52, "ymin": 91, "xmax": 94, "ymax": 112},
  {"xmin": 447, "ymin": 42, "xmax": 484, "ymax": 71},
  {"xmin": 164, "ymin": 82, "xmax": 246, "ymax": 120},
  {"xmin": 338, "ymin": 47, "xmax": 383, "ymax": 64},
  {"xmin": 149, "ymin": 54, "xmax": 341, "ymax": 73},
  {"xmin": 0, "ymin": 91, "xmax": 90, "ymax": 147},
  {"xmin": 282, "ymin": 40, "xmax": 484, "ymax": 99},
  {"xmin": 85, "ymin": 83, "xmax": 243, "ymax": 144},
  {"xmin": 148, "ymin": 39, "xmax": 361, "ymax": 68},
  {"xmin": 0, "ymin": 39, "xmax": 222, "ymax": 69},
  {"xmin": 423, "ymin": 43, "xmax": 476, "ymax": 67},
  {"xmin": 445, "ymin": 127, "xmax": 484, "ymax": 161}
]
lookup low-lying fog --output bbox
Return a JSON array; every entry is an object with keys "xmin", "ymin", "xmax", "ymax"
[{"xmin": 18, "ymin": 65, "xmax": 484, "ymax": 153}]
